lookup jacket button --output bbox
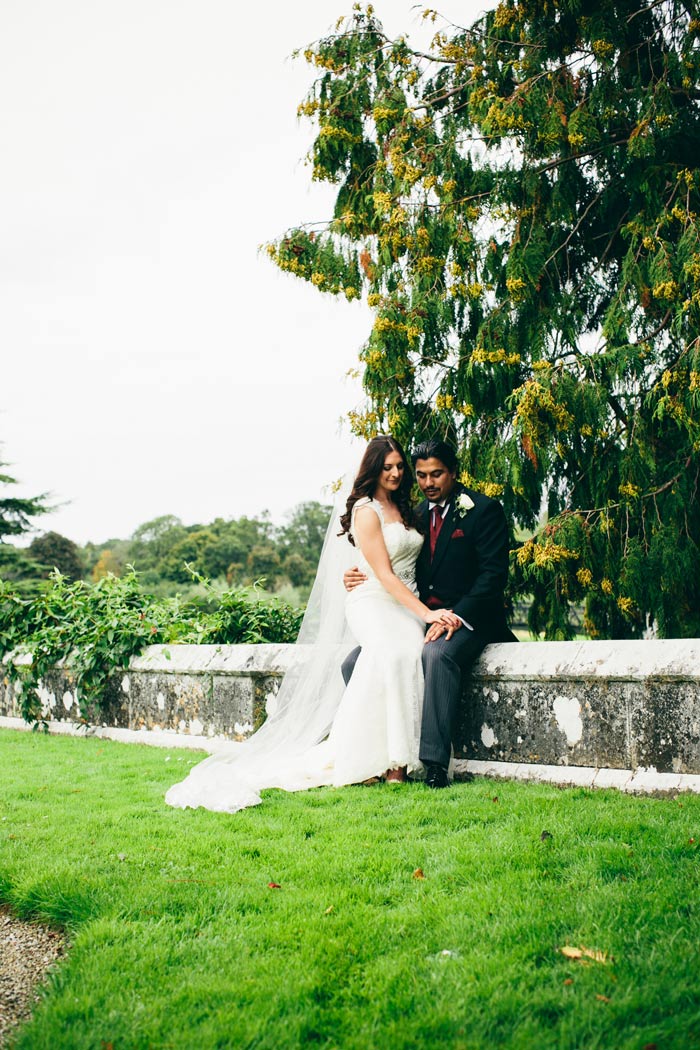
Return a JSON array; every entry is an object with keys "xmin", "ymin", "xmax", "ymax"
[{"xmin": 428, "ymin": 585, "xmax": 434, "ymax": 590}]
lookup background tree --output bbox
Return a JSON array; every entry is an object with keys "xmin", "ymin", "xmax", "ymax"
[
  {"xmin": 0, "ymin": 458, "xmax": 49, "ymax": 543},
  {"xmin": 92, "ymin": 549, "xmax": 124, "ymax": 581},
  {"xmin": 276, "ymin": 501, "xmax": 333, "ymax": 586},
  {"xmin": 268, "ymin": 0, "xmax": 700, "ymax": 639},
  {"xmin": 83, "ymin": 539, "xmax": 131, "ymax": 581},
  {"xmin": 246, "ymin": 544, "xmax": 282, "ymax": 581},
  {"xmin": 200, "ymin": 516, "xmax": 275, "ymax": 580},
  {"xmin": 73, "ymin": 510, "xmax": 325, "ymax": 598},
  {"xmin": 28, "ymin": 531, "xmax": 83, "ymax": 581},
  {"xmin": 0, "ymin": 455, "xmax": 50, "ymax": 586},
  {"xmin": 282, "ymin": 551, "xmax": 313, "ymax": 588},
  {"xmin": 128, "ymin": 515, "xmax": 187, "ymax": 571},
  {"xmin": 157, "ymin": 529, "xmax": 219, "ymax": 583}
]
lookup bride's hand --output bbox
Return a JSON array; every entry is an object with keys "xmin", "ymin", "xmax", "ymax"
[
  {"xmin": 423, "ymin": 609, "xmax": 463, "ymax": 644},
  {"xmin": 424, "ymin": 608, "xmax": 461, "ymax": 627}
]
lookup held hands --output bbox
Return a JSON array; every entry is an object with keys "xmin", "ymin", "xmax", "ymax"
[
  {"xmin": 342, "ymin": 564, "xmax": 461, "ymax": 640},
  {"xmin": 424, "ymin": 610, "xmax": 462, "ymax": 643},
  {"xmin": 343, "ymin": 566, "xmax": 368, "ymax": 592}
]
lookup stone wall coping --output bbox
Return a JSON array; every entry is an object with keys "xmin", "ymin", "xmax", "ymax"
[
  {"xmin": 4, "ymin": 637, "xmax": 700, "ymax": 681},
  {"xmin": 127, "ymin": 643, "xmax": 304, "ymax": 675},
  {"xmin": 473, "ymin": 638, "xmax": 700, "ymax": 680},
  {"xmin": 128, "ymin": 638, "xmax": 700, "ymax": 680}
]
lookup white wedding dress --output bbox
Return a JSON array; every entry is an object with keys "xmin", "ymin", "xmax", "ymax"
[{"xmin": 165, "ymin": 497, "xmax": 425, "ymax": 813}]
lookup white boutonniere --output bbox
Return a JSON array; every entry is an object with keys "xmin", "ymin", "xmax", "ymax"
[{"xmin": 456, "ymin": 493, "xmax": 475, "ymax": 515}]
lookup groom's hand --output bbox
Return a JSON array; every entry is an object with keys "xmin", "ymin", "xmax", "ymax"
[
  {"xmin": 343, "ymin": 566, "xmax": 368, "ymax": 591},
  {"xmin": 425, "ymin": 617, "xmax": 462, "ymax": 643}
]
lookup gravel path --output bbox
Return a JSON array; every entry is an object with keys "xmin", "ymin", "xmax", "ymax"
[{"xmin": 0, "ymin": 908, "xmax": 64, "ymax": 1047}]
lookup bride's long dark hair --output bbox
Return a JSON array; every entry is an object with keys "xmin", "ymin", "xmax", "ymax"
[{"xmin": 339, "ymin": 435, "xmax": 422, "ymax": 546}]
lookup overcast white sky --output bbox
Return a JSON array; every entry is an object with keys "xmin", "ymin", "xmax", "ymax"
[{"xmin": 2, "ymin": 0, "xmax": 488, "ymax": 545}]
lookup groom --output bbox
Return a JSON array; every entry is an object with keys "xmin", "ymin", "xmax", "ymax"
[{"xmin": 343, "ymin": 437, "xmax": 517, "ymax": 788}]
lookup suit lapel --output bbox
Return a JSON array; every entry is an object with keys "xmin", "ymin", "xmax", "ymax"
[{"xmin": 417, "ymin": 500, "xmax": 430, "ymax": 527}]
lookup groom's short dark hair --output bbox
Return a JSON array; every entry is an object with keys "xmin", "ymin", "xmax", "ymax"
[{"xmin": 412, "ymin": 438, "xmax": 459, "ymax": 473}]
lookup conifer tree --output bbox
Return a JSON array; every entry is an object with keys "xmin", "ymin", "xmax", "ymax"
[
  {"xmin": 268, "ymin": 0, "xmax": 700, "ymax": 639},
  {"xmin": 0, "ymin": 456, "xmax": 50, "ymax": 584},
  {"xmin": 0, "ymin": 461, "xmax": 48, "ymax": 543}
]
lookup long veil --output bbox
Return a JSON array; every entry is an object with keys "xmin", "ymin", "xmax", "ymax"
[{"xmin": 165, "ymin": 475, "xmax": 358, "ymax": 813}]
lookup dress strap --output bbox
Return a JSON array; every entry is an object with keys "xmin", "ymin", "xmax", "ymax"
[
  {"xmin": 351, "ymin": 497, "xmax": 383, "ymax": 525},
  {"xmin": 350, "ymin": 498, "xmax": 383, "ymax": 544}
]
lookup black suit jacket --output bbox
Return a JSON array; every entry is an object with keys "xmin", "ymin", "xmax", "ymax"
[{"xmin": 415, "ymin": 485, "xmax": 516, "ymax": 642}]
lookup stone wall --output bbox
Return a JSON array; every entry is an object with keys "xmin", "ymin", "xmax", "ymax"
[
  {"xmin": 2, "ymin": 639, "xmax": 699, "ymax": 773},
  {"xmin": 453, "ymin": 639, "xmax": 700, "ymax": 774},
  {"xmin": 0, "ymin": 645, "xmax": 298, "ymax": 744}
]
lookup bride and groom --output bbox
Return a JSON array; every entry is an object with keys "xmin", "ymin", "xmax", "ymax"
[{"xmin": 166, "ymin": 436, "xmax": 516, "ymax": 813}]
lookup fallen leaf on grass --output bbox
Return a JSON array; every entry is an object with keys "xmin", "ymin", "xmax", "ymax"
[
  {"xmin": 324, "ymin": 905, "xmax": 334, "ymax": 914},
  {"xmin": 595, "ymin": 994, "xmax": 610, "ymax": 1003},
  {"xmin": 560, "ymin": 945, "xmax": 611, "ymax": 964},
  {"xmin": 268, "ymin": 882, "xmax": 282, "ymax": 889},
  {"xmin": 563, "ymin": 979, "xmax": 573, "ymax": 986},
  {"xmin": 413, "ymin": 868, "xmax": 425, "ymax": 879}
]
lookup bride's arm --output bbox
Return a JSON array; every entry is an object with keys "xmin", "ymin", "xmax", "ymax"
[{"xmin": 352, "ymin": 506, "xmax": 456, "ymax": 626}]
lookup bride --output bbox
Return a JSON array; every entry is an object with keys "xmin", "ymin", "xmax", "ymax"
[{"xmin": 165, "ymin": 436, "xmax": 458, "ymax": 813}]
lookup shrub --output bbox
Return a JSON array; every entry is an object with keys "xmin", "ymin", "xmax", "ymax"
[{"xmin": 0, "ymin": 569, "xmax": 302, "ymax": 724}]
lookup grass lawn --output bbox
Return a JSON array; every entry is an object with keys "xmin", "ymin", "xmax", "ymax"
[{"xmin": 1, "ymin": 729, "xmax": 699, "ymax": 1050}]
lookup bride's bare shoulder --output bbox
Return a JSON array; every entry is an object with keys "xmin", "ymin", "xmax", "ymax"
[{"xmin": 353, "ymin": 500, "xmax": 381, "ymax": 522}]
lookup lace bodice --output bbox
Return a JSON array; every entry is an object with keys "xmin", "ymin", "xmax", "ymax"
[{"xmin": 350, "ymin": 497, "xmax": 424, "ymax": 591}]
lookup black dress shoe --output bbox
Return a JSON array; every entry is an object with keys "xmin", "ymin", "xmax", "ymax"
[{"xmin": 424, "ymin": 763, "xmax": 449, "ymax": 789}]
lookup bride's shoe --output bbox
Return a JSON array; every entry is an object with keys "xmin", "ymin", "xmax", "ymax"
[{"xmin": 384, "ymin": 766, "xmax": 408, "ymax": 783}]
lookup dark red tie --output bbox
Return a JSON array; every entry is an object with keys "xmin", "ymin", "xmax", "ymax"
[{"xmin": 430, "ymin": 504, "xmax": 445, "ymax": 558}]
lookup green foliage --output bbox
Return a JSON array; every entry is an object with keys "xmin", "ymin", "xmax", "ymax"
[
  {"xmin": 202, "ymin": 579, "xmax": 304, "ymax": 644},
  {"xmin": 2, "ymin": 731, "xmax": 700, "ymax": 1049},
  {"xmin": 270, "ymin": 1, "xmax": 700, "ymax": 639},
  {"xmin": 0, "ymin": 569, "xmax": 303, "ymax": 725}
]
